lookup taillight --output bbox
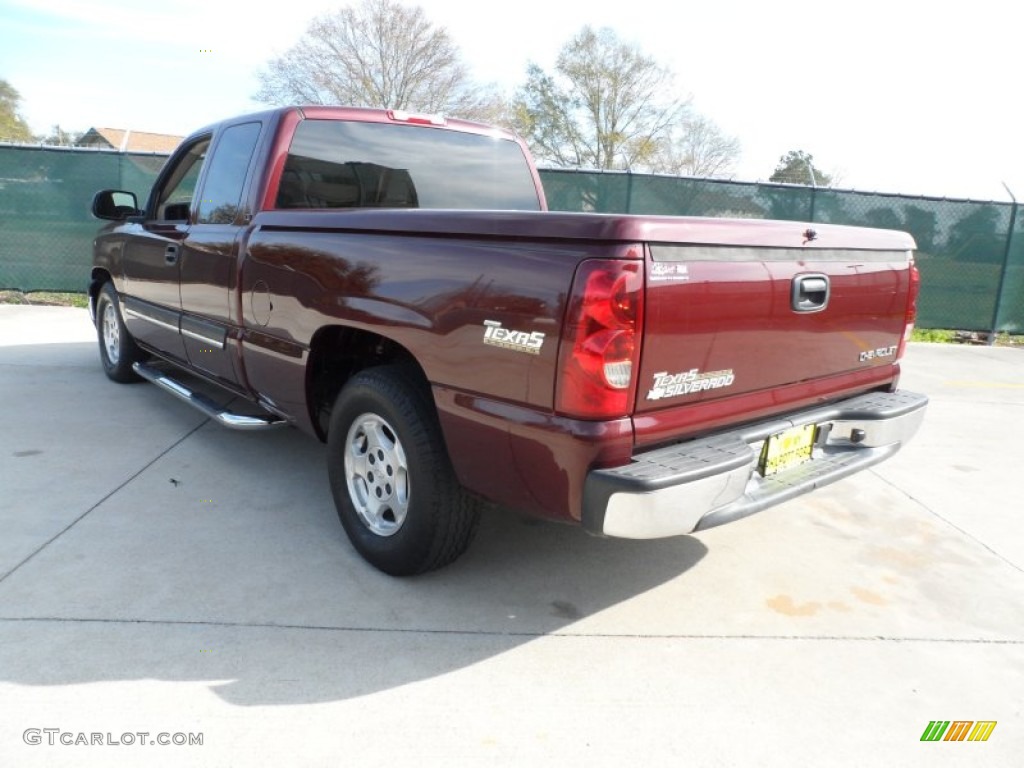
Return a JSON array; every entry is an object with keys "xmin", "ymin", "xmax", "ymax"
[
  {"xmin": 896, "ymin": 258, "xmax": 920, "ymax": 360},
  {"xmin": 556, "ymin": 258, "xmax": 644, "ymax": 419}
]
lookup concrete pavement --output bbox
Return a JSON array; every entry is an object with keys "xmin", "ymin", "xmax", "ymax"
[{"xmin": 1, "ymin": 305, "xmax": 1022, "ymax": 766}]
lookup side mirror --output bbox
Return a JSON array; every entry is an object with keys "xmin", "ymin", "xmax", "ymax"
[{"xmin": 92, "ymin": 189, "xmax": 141, "ymax": 221}]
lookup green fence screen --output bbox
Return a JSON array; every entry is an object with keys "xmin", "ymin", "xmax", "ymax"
[
  {"xmin": 2, "ymin": 146, "xmax": 1021, "ymax": 332},
  {"xmin": 0, "ymin": 145, "xmax": 164, "ymax": 294}
]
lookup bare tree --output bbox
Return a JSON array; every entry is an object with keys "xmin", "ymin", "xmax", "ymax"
[
  {"xmin": 254, "ymin": 0, "xmax": 498, "ymax": 120},
  {"xmin": 654, "ymin": 115, "xmax": 740, "ymax": 179},
  {"xmin": 512, "ymin": 27, "xmax": 686, "ymax": 171},
  {"xmin": 39, "ymin": 125, "xmax": 83, "ymax": 147},
  {"xmin": 513, "ymin": 27, "xmax": 740, "ymax": 176}
]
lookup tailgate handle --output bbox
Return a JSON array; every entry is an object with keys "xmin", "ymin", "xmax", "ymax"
[{"xmin": 792, "ymin": 274, "xmax": 830, "ymax": 312}]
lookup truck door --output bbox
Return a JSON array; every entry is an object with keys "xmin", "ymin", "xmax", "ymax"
[
  {"xmin": 120, "ymin": 138, "xmax": 211, "ymax": 363},
  {"xmin": 177, "ymin": 121, "xmax": 262, "ymax": 386}
]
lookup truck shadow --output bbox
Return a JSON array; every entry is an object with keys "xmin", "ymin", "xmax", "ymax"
[{"xmin": 0, "ymin": 340, "xmax": 708, "ymax": 707}]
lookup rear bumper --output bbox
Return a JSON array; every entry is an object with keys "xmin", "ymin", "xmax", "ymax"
[{"xmin": 582, "ymin": 389, "xmax": 928, "ymax": 538}]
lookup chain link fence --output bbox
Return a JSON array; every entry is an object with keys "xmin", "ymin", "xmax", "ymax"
[{"xmin": 1, "ymin": 145, "xmax": 1021, "ymax": 332}]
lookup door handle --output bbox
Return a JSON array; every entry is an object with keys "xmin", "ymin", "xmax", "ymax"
[
  {"xmin": 165, "ymin": 244, "xmax": 180, "ymax": 265},
  {"xmin": 792, "ymin": 274, "xmax": 830, "ymax": 312}
]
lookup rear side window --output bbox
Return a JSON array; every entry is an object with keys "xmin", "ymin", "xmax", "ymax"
[
  {"xmin": 197, "ymin": 122, "xmax": 261, "ymax": 224},
  {"xmin": 276, "ymin": 120, "xmax": 540, "ymax": 211}
]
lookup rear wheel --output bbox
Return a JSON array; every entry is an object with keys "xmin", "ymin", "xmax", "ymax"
[
  {"xmin": 95, "ymin": 282, "xmax": 146, "ymax": 383},
  {"xmin": 327, "ymin": 366, "xmax": 480, "ymax": 576}
]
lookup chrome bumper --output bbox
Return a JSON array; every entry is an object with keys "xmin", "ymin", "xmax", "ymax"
[{"xmin": 582, "ymin": 390, "xmax": 928, "ymax": 539}]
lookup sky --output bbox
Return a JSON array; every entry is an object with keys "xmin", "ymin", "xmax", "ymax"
[{"xmin": 1, "ymin": 0, "xmax": 1021, "ymax": 201}]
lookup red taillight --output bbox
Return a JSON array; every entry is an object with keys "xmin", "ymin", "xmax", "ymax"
[
  {"xmin": 896, "ymin": 258, "xmax": 920, "ymax": 360},
  {"xmin": 556, "ymin": 258, "xmax": 644, "ymax": 419}
]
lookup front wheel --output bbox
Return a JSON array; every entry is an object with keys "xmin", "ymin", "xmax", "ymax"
[
  {"xmin": 95, "ymin": 282, "xmax": 146, "ymax": 383},
  {"xmin": 327, "ymin": 366, "xmax": 481, "ymax": 576}
]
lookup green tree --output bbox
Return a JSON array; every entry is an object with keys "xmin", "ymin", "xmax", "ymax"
[
  {"xmin": 512, "ymin": 27, "xmax": 689, "ymax": 171},
  {"xmin": 254, "ymin": 0, "xmax": 498, "ymax": 121},
  {"xmin": 769, "ymin": 150, "xmax": 833, "ymax": 187},
  {"xmin": 0, "ymin": 79, "xmax": 33, "ymax": 142}
]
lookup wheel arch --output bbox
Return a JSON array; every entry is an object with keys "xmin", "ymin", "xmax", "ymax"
[
  {"xmin": 305, "ymin": 324, "xmax": 431, "ymax": 442},
  {"xmin": 88, "ymin": 268, "xmax": 113, "ymax": 322}
]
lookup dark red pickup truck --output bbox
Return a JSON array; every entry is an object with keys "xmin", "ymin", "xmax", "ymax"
[{"xmin": 90, "ymin": 106, "xmax": 927, "ymax": 575}]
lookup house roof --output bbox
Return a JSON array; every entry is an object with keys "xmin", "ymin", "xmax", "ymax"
[{"xmin": 77, "ymin": 127, "xmax": 184, "ymax": 153}]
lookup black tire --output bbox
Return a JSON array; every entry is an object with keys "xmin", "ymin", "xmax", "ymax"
[
  {"xmin": 95, "ymin": 282, "xmax": 146, "ymax": 383},
  {"xmin": 327, "ymin": 366, "xmax": 481, "ymax": 576}
]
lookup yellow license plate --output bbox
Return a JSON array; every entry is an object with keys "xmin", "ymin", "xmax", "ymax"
[{"xmin": 758, "ymin": 424, "xmax": 818, "ymax": 477}]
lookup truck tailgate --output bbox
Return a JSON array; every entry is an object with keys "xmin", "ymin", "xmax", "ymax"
[{"xmin": 636, "ymin": 226, "xmax": 916, "ymax": 429}]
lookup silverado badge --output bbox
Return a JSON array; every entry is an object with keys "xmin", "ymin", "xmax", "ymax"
[{"xmin": 647, "ymin": 368, "xmax": 736, "ymax": 400}]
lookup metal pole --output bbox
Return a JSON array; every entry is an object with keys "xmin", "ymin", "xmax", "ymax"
[
  {"xmin": 989, "ymin": 182, "xmax": 1017, "ymax": 345},
  {"xmin": 625, "ymin": 169, "xmax": 634, "ymax": 214}
]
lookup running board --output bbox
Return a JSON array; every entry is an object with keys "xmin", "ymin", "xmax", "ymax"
[{"xmin": 132, "ymin": 362, "xmax": 287, "ymax": 430}]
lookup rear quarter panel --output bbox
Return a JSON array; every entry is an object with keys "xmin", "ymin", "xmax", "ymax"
[{"xmin": 238, "ymin": 226, "xmax": 594, "ymax": 412}]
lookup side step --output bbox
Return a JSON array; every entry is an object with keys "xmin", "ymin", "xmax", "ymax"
[{"xmin": 132, "ymin": 362, "xmax": 287, "ymax": 430}]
